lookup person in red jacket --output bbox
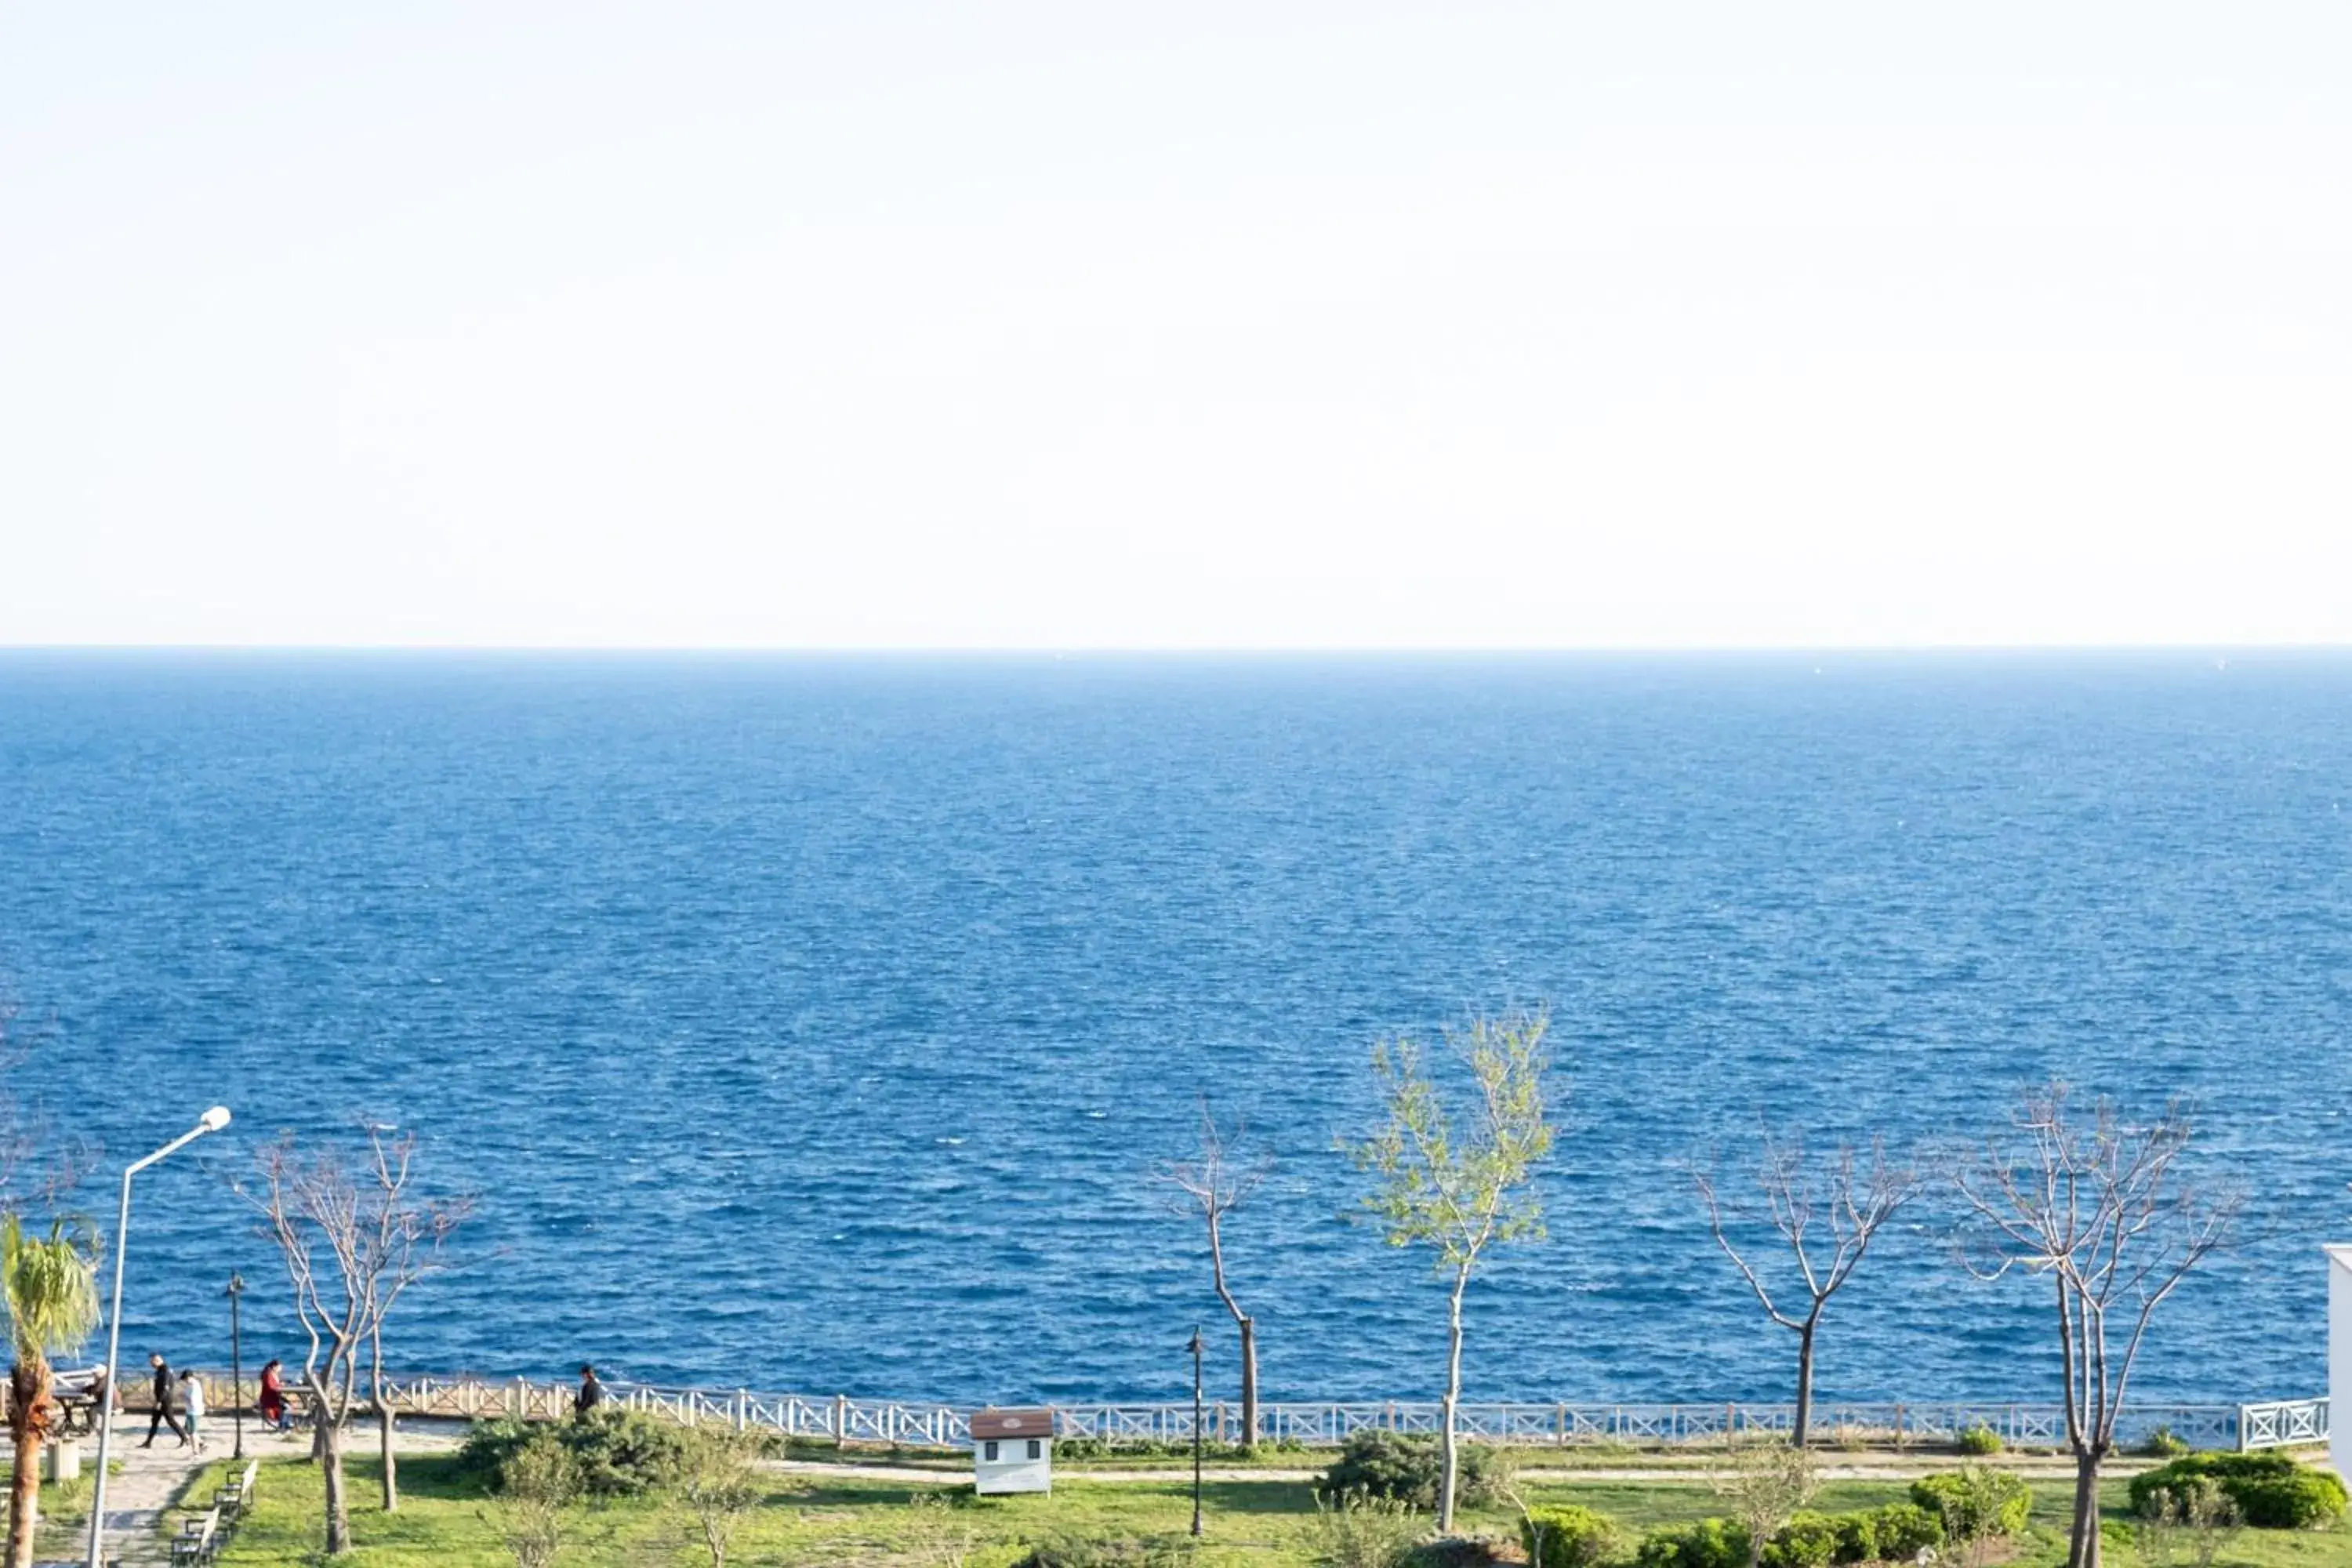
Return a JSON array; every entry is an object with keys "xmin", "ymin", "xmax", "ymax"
[{"xmin": 257, "ymin": 1359, "xmax": 289, "ymax": 1432}]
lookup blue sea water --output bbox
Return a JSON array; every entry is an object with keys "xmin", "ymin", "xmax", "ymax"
[{"xmin": 1, "ymin": 652, "xmax": 2347, "ymax": 1410}]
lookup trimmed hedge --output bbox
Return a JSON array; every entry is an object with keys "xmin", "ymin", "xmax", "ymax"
[
  {"xmin": 2127, "ymin": 1451, "xmax": 2349, "ymax": 1530},
  {"xmin": 1521, "ymin": 1504, "xmax": 1621, "ymax": 1568},
  {"xmin": 1319, "ymin": 1429, "xmax": 1510, "ymax": 1510},
  {"xmin": 1910, "ymin": 1467, "xmax": 2031, "ymax": 1540}
]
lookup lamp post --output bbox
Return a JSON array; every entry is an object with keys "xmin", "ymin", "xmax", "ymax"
[
  {"xmin": 1187, "ymin": 1325, "xmax": 1205, "ymax": 1538},
  {"xmin": 226, "ymin": 1273, "xmax": 246, "ymax": 1461},
  {"xmin": 85, "ymin": 1106, "xmax": 233, "ymax": 1568}
]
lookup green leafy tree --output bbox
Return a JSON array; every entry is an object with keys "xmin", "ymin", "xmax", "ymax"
[
  {"xmin": 1348, "ymin": 1011, "xmax": 1557, "ymax": 1531},
  {"xmin": 3, "ymin": 1215, "xmax": 101, "ymax": 1568}
]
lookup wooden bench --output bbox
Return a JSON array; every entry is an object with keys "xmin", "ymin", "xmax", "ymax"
[
  {"xmin": 169, "ymin": 1506, "xmax": 220, "ymax": 1566},
  {"xmin": 214, "ymin": 1458, "xmax": 259, "ymax": 1521}
]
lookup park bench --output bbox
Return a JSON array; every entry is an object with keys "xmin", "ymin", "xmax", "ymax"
[
  {"xmin": 215, "ymin": 1458, "xmax": 259, "ymax": 1522},
  {"xmin": 169, "ymin": 1506, "xmax": 220, "ymax": 1566}
]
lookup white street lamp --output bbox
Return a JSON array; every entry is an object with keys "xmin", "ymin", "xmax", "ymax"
[{"xmin": 85, "ymin": 1106, "xmax": 232, "ymax": 1568}]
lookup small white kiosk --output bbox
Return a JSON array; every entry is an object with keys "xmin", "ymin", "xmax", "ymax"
[
  {"xmin": 2328, "ymin": 1245, "xmax": 2352, "ymax": 1485},
  {"xmin": 971, "ymin": 1406, "xmax": 1054, "ymax": 1496}
]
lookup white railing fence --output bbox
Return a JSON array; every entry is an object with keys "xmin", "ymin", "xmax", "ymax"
[{"xmin": 172, "ymin": 1374, "xmax": 2325, "ymax": 1454}]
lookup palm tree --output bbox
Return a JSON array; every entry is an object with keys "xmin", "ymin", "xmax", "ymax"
[{"xmin": 3, "ymin": 1215, "xmax": 101, "ymax": 1568}]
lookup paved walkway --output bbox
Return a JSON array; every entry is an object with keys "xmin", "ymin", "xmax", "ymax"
[{"xmin": 80, "ymin": 1435, "xmax": 211, "ymax": 1566}]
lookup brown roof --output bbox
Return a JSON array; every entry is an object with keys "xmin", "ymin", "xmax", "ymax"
[{"xmin": 971, "ymin": 1407, "xmax": 1054, "ymax": 1441}]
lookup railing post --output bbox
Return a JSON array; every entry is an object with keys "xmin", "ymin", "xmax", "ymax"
[
  {"xmin": 2236, "ymin": 1404, "xmax": 2250, "ymax": 1454},
  {"xmin": 834, "ymin": 1393, "xmax": 849, "ymax": 1443},
  {"xmin": 735, "ymin": 1389, "xmax": 747, "ymax": 1432}
]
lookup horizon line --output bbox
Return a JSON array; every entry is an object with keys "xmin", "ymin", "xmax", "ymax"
[{"xmin": 2, "ymin": 642, "xmax": 2348, "ymax": 658}]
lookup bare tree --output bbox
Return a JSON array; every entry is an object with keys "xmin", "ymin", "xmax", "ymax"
[
  {"xmin": 1692, "ymin": 1134, "xmax": 1919, "ymax": 1446},
  {"xmin": 241, "ymin": 1125, "xmax": 472, "ymax": 1554},
  {"xmin": 1711, "ymin": 1437, "xmax": 1817, "ymax": 1568},
  {"xmin": 494, "ymin": 1429, "xmax": 579, "ymax": 1568},
  {"xmin": 674, "ymin": 1427, "xmax": 765, "ymax": 1568},
  {"xmin": 1150, "ymin": 1100, "xmax": 1272, "ymax": 1447},
  {"xmin": 1350, "ymin": 1011, "xmax": 1558, "ymax": 1532},
  {"xmin": 1953, "ymin": 1082, "xmax": 2236, "ymax": 1568}
]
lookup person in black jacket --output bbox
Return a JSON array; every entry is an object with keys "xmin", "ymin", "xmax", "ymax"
[
  {"xmin": 574, "ymin": 1364, "xmax": 604, "ymax": 1416},
  {"xmin": 141, "ymin": 1352, "xmax": 188, "ymax": 1447}
]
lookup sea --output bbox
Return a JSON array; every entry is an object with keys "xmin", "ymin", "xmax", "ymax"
[{"xmin": 0, "ymin": 652, "xmax": 2345, "ymax": 1410}]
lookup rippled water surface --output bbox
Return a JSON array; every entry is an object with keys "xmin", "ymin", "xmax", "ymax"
[{"xmin": 2, "ymin": 653, "xmax": 2346, "ymax": 1406}]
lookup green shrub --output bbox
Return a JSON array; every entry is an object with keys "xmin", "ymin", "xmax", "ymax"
[
  {"xmin": 1760, "ymin": 1511, "xmax": 1838, "ymax": 1568},
  {"xmin": 1955, "ymin": 1423, "xmax": 2003, "ymax": 1457},
  {"xmin": 456, "ymin": 1416, "xmax": 535, "ymax": 1487},
  {"xmin": 1320, "ymin": 1431, "xmax": 1509, "ymax": 1511},
  {"xmin": 2140, "ymin": 1425, "xmax": 2192, "ymax": 1459},
  {"xmin": 1910, "ymin": 1466, "xmax": 2031, "ymax": 1540},
  {"xmin": 2128, "ymin": 1451, "xmax": 2348, "ymax": 1530},
  {"xmin": 454, "ymin": 1410, "xmax": 691, "ymax": 1497},
  {"xmin": 1012, "ymin": 1537, "xmax": 1197, "ymax": 1567},
  {"xmin": 1520, "ymin": 1504, "xmax": 1620, "ymax": 1568},
  {"xmin": 1055, "ymin": 1435, "xmax": 1298, "ymax": 1462},
  {"xmin": 1312, "ymin": 1490, "xmax": 1424, "ymax": 1568},
  {"xmin": 1826, "ymin": 1510, "xmax": 1876, "ymax": 1566},
  {"xmin": 1866, "ymin": 1503, "xmax": 1944, "ymax": 1559},
  {"xmin": 1634, "ymin": 1518, "xmax": 1749, "ymax": 1568}
]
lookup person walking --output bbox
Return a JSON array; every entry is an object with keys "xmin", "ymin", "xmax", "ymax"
[
  {"xmin": 140, "ymin": 1352, "xmax": 187, "ymax": 1447},
  {"xmin": 574, "ymin": 1364, "xmax": 604, "ymax": 1416},
  {"xmin": 180, "ymin": 1367, "xmax": 208, "ymax": 1454},
  {"xmin": 257, "ymin": 1358, "xmax": 289, "ymax": 1432}
]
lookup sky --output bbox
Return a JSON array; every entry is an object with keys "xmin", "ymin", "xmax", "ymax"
[{"xmin": 3, "ymin": 3, "xmax": 2348, "ymax": 649}]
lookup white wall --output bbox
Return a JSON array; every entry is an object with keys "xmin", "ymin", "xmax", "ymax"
[
  {"xmin": 975, "ymin": 1437, "xmax": 1052, "ymax": 1497},
  {"xmin": 2330, "ymin": 1245, "xmax": 2352, "ymax": 1485}
]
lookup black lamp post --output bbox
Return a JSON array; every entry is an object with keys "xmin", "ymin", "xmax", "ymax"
[
  {"xmin": 1186, "ymin": 1325, "xmax": 1204, "ymax": 1538},
  {"xmin": 225, "ymin": 1273, "xmax": 245, "ymax": 1460}
]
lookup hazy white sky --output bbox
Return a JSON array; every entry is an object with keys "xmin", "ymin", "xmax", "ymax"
[{"xmin": 4, "ymin": 3, "xmax": 2348, "ymax": 648}]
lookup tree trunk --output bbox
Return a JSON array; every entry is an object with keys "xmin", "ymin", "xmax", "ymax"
[
  {"xmin": 2067, "ymin": 1447, "xmax": 2103, "ymax": 1568},
  {"xmin": 321, "ymin": 1416, "xmax": 351, "ymax": 1555},
  {"xmin": 1791, "ymin": 1317, "xmax": 1817, "ymax": 1448},
  {"xmin": 7, "ymin": 1359, "xmax": 48, "ymax": 1568},
  {"xmin": 1237, "ymin": 1316, "xmax": 1258, "ymax": 1451},
  {"xmin": 1439, "ymin": 1273, "xmax": 1467, "ymax": 1532},
  {"xmin": 378, "ymin": 1403, "xmax": 398, "ymax": 1511}
]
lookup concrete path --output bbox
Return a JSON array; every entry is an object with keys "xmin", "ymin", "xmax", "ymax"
[{"xmin": 82, "ymin": 1435, "xmax": 212, "ymax": 1566}]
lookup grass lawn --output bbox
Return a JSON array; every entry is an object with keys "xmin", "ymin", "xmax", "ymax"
[
  {"xmin": 30, "ymin": 1468, "xmax": 102, "ymax": 1563},
  {"xmin": 201, "ymin": 1454, "xmax": 2352, "ymax": 1566}
]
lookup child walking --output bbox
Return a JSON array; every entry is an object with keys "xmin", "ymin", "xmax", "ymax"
[{"xmin": 179, "ymin": 1368, "xmax": 208, "ymax": 1454}]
